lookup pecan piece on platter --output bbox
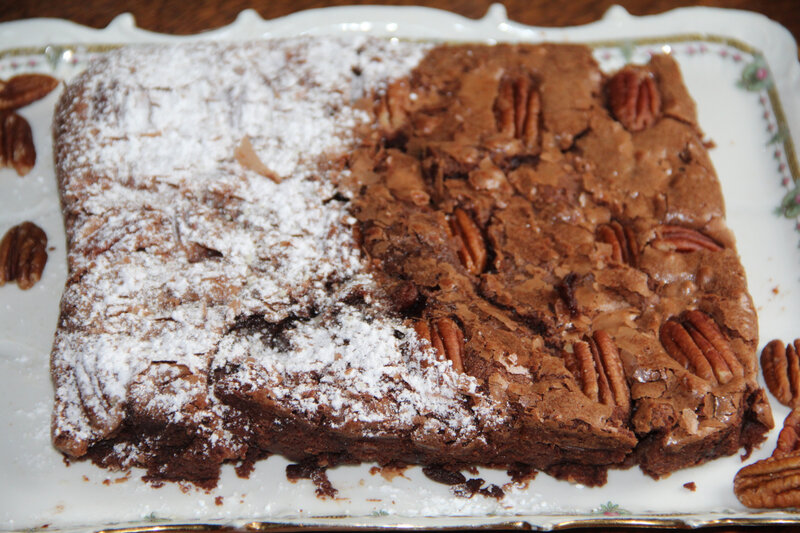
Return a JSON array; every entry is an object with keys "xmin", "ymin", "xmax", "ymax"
[
  {"xmin": 734, "ymin": 409, "xmax": 800, "ymax": 508},
  {"xmin": 761, "ymin": 339, "xmax": 800, "ymax": 408},
  {"xmin": 775, "ymin": 409, "xmax": 800, "ymax": 458},
  {"xmin": 0, "ymin": 221, "xmax": 48, "ymax": 290},
  {"xmin": 0, "ymin": 73, "xmax": 59, "ymax": 111},
  {"xmin": 734, "ymin": 450, "xmax": 800, "ymax": 509},
  {"xmin": 1, "ymin": 112, "xmax": 36, "ymax": 176}
]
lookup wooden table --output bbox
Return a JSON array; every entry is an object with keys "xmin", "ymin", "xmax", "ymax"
[
  {"xmin": 1, "ymin": 0, "xmax": 799, "ymax": 47},
  {"xmin": 1, "ymin": 1, "xmax": 799, "ymax": 532}
]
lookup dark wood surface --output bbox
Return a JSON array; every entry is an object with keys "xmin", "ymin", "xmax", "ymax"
[
  {"xmin": 2, "ymin": 1, "xmax": 799, "ymax": 532},
  {"xmin": 1, "ymin": 0, "xmax": 799, "ymax": 47}
]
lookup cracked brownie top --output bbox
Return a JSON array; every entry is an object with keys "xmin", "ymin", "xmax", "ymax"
[{"xmin": 348, "ymin": 42, "xmax": 771, "ymax": 474}]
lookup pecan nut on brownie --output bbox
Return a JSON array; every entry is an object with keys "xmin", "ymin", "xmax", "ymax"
[{"xmin": 50, "ymin": 36, "xmax": 771, "ymax": 488}]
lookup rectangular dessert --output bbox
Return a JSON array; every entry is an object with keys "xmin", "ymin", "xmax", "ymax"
[{"xmin": 51, "ymin": 36, "xmax": 773, "ymax": 488}]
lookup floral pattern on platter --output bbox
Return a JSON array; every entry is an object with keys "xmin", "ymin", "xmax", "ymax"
[{"xmin": 593, "ymin": 500, "xmax": 631, "ymax": 516}]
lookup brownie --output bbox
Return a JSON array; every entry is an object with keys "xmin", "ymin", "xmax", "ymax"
[{"xmin": 50, "ymin": 36, "xmax": 772, "ymax": 488}]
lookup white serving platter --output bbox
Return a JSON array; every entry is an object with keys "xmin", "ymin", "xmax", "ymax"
[{"xmin": 1, "ymin": 4, "xmax": 799, "ymax": 531}]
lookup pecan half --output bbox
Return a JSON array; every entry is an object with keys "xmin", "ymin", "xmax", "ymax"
[
  {"xmin": 1, "ymin": 112, "xmax": 36, "ymax": 176},
  {"xmin": 775, "ymin": 410, "xmax": 800, "ymax": 458},
  {"xmin": 734, "ymin": 451, "xmax": 800, "ymax": 508},
  {"xmin": 376, "ymin": 80, "xmax": 410, "ymax": 133},
  {"xmin": 607, "ymin": 66, "xmax": 661, "ymax": 132},
  {"xmin": 0, "ymin": 74, "xmax": 59, "ymax": 111},
  {"xmin": 563, "ymin": 330, "xmax": 631, "ymax": 416},
  {"xmin": 494, "ymin": 74, "xmax": 540, "ymax": 149},
  {"xmin": 761, "ymin": 339, "xmax": 800, "ymax": 408},
  {"xmin": 413, "ymin": 317, "xmax": 465, "ymax": 373},
  {"xmin": 597, "ymin": 220, "xmax": 638, "ymax": 267},
  {"xmin": 659, "ymin": 310, "xmax": 743, "ymax": 385},
  {"xmin": 449, "ymin": 208, "xmax": 487, "ymax": 276},
  {"xmin": 652, "ymin": 225, "xmax": 723, "ymax": 253},
  {"xmin": 0, "ymin": 221, "xmax": 48, "ymax": 290}
]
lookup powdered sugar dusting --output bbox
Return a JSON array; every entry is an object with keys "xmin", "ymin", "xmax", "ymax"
[
  {"xmin": 51, "ymin": 36, "xmax": 493, "ymax": 457},
  {"xmin": 216, "ymin": 281, "xmax": 481, "ymax": 436}
]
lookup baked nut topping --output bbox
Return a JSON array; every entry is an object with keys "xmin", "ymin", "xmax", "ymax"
[
  {"xmin": 494, "ymin": 74, "xmax": 540, "ymax": 149},
  {"xmin": 761, "ymin": 339, "xmax": 800, "ymax": 408},
  {"xmin": 1, "ymin": 112, "xmax": 36, "ymax": 176},
  {"xmin": 659, "ymin": 310, "xmax": 743, "ymax": 385},
  {"xmin": 0, "ymin": 221, "xmax": 48, "ymax": 290},
  {"xmin": 0, "ymin": 73, "xmax": 58, "ymax": 111},
  {"xmin": 449, "ymin": 208, "xmax": 487, "ymax": 276},
  {"xmin": 607, "ymin": 66, "xmax": 661, "ymax": 132},
  {"xmin": 564, "ymin": 331, "xmax": 631, "ymax": 417},
  {"xmin": 413, "ymin": 317, "xmax": 465, "ymax": 373},
  {"xmin": 652, "ymin": 224, "xmax": 723, "ymax": 253},
  {"xmin": 376, "ymin": 79, "xmax": 410, "ymax": 134},
  {"xmin": 597, "ymin": 220, "xmax": 638, "ymax": 267}
]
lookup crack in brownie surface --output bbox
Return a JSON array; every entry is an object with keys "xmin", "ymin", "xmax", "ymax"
[{"xmin": 50, "ymin": 37, "xmax": 772, "ymax": 488}]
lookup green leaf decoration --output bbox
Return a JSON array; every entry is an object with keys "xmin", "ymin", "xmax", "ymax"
[
  {"xmin": 737, "ymin": 55, "xmax": 773, "ymax": 92},
  {"xmin": 594, "ymin": 500, "xmax": 631, "ymax": 516},
  {"xmin": 779, "ymin": 186, "xmax": 800, "ymax": 218},
  {"xmin": 143, "ymin": 512, "xmax": 168, "ymax": 523},
  {"xmin": 767, "ymin": 126, "xmax": 788, "ymax": 146},
  {"xmin": 620, "ymin": 41, "xmax": 634, "ymax": 63}
]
